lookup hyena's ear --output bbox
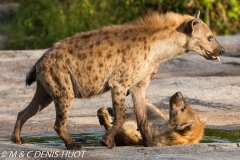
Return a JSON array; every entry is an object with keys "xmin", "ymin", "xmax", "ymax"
[
  {"xmin": 176, "ymin": 120, "xmax": 194, "ymax": 131},
  {"xmin": 184, "ymin": 18, "xmax": 202, "ymax": 35},
  {"xmin": 201, "ymin": 117, "xmax": 208, "ymax": 126},
  {"xmin": 194, "ymin": 10, "xmax": 200, "ymax": 18}
]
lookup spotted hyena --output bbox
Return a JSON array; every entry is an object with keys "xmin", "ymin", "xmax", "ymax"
[
  {"xmin": 11, "ymin": 11, "xmax": 224, "ymax": 150},
  {"xmin": 97, "ymin": 92, "xmax": 207, "ymax": 146}
]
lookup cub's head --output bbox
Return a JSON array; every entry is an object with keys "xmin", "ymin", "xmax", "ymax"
[
  {"xmin": 169, "ymin": 92, "xmax": 207, "ymax": 143},
  {"xmin": 183, "ymin": 11, "xmax": 225, "ymax": 61}
]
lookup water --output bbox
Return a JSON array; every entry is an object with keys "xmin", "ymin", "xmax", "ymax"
[
  {"xmin": 200, "ymin": 128, "xmax": 240, "ymax": 143},
  {"xmin": 1, "ymin": 129, "xmax": 240, "ymax": 147},
  {"xmin": 0, "ymin": 131, "xmax": 104, "ymax": 147}
]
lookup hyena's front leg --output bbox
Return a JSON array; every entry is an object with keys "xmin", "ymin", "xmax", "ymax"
[
  {"xmin": 102, "ymin": 86, "xmax": 127, "ymax": 149},
  {"xmin": 130, "ymin": 77, "xmax": 153, "ymax": 147}
]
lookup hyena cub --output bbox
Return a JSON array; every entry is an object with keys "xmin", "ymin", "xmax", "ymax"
[{"xmin": 97, "ymin": 92, "xmax": 207, "ymax": 146}]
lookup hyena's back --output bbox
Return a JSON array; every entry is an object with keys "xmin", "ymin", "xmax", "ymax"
[{"xmin": 33, "ymin": 25, "xmax": 151, "ymax": 98}]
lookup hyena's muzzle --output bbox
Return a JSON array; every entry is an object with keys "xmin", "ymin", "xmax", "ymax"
[
  {"xmin": 185, "ymin": 11, "xmax": 225, "ymax": 61},
  {"xmin": 202, "ymin": 37, "xmax": 225, "ymax": 61}
]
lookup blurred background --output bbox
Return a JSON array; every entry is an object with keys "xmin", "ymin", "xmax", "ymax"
[{"xmin": 0, "ymin": 0, "xmax": 239, "ymax": 50}]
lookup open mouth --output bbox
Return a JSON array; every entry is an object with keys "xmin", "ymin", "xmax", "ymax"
[{"xmin": 206, "ymin": 51, "xmax": 220, "ymax": 61}]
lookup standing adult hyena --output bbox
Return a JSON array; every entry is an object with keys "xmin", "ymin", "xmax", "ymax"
[{"xmin": 11, "ymin": 11, "xmax": 224, "ymax": 150}]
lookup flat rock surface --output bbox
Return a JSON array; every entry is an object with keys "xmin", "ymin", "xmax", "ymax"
[{"xmin": 0, "ymin": 35, "xmax": 240, "ymax": 159}]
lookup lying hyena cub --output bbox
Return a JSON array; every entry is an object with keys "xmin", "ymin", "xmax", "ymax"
[{"xmin": 97, "ymin": 92, "xmax": 207, "ymax": 146}]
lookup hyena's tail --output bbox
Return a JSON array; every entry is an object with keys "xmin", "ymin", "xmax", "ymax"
[
  {"xmin": 26, "ymin": 64, "xmax": 37, "ymax": 86},
  {"xmin": 26, "ymin": 49, "xmax": 49, "ymax": 86}
]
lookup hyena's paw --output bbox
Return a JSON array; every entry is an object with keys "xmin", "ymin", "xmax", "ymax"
[
  {"xmin": 144, "ymin": 140, "xmax": 154, "ymax": 147},
  {"xmin": 101, "ymin": 135, "xmax": 116, "ymax": 149},
  {"xmin": 11, "ymin": 136, "xmax": 24, "ymax": 144},
  {"xmin": 142, "ymin": 137, "xmax": 154, "ymax": 147},
  {"xmin": 66, "ymin": 142, "xmax": 82, "ymax": 150}
]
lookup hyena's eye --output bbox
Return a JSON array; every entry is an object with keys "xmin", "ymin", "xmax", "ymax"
[
  {"xmin": 207, "ymin": 35, "xmax": 213, "ymax": 42},
  {"xmin": 181, "ymin": 106, "xmax": 186, "ymax": 112}
]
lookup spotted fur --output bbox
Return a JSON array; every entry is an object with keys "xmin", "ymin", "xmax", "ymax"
[{"xmin": 12, "ymin": 11, "xmax": 223, "ymax": 150}]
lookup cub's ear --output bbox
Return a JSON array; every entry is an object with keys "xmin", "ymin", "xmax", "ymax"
[
  {"xmin": 184, "ymin": 19, "xmax": 202, "ymax": 35},
  {"xmin": 194, "ymin": 10, "xmax": 200, "ymax": 18},
  {"xmin": 201, "ymin": 117, "xmax": 208, "ymax": 126},
  {"xmin": 176, "ymin": 120, "xmax": 194, "ymax": 131}
]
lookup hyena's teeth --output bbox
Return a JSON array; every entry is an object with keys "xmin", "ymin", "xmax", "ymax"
[
  {"xmin": 211, "ymin": 55, "xmax": 220, "ymax": 61},
  {"xmin": 211, "ymin": 55, "xmax": 216, "ymax": 58}
]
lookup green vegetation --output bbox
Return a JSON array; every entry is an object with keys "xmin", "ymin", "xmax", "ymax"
[{"xmin": 1, "ymin": 0, "xmax": 240, "ymax": 49}]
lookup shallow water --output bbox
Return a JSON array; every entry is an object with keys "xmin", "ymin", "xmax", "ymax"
[
  {"xmin": 0, "ymin": 131, "xmax": 104, "ymax": 147},
  {"xmin": 1, "ymin": 129, "xmax": 240, "ymax": 147},
  {"xmin": 200, "ymin": 128, "xmax": 240, "ymax": 143}
]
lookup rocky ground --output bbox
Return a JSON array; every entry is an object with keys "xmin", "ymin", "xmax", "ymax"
[{"xmin": 0, "ymin": 34, "xmax": 240, "ymax": 159}]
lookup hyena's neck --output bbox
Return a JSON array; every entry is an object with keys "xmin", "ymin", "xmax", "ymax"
[
  {"xmin": 151, "ymin": 124, "xmax": 174, "ymax": 146},
  {"xmin": 149, "ymin": 33, "xmax": 188, "ymax": 65}
]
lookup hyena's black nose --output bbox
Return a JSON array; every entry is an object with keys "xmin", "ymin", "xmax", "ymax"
[
  {"xmin": 175, "ymin": 92, "xmax": 183, "ymax": 98},
  {"xmin": 221, "ymin": 47, "xmax": 225, "ymax": 54}
]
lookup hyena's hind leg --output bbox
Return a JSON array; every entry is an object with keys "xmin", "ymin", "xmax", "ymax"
[
  {"xmin": 53, "ymin": 96, "xmax": 82, "ymax": 150},
  {"xmin": 97, "ymin": 107, "xmax": 113, "ymax": 130},
  {"xmin": 11, "ymin": 81, "xmax": 52, "ymax": 144}
]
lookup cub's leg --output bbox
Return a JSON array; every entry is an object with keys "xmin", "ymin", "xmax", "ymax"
[
  {"xmin": 97, "ymin": 107, "xmax": 113, "ymax": 130},
  {"xmin": 11, "ymin": 81, "xmax": 52, "ymax": 144}
]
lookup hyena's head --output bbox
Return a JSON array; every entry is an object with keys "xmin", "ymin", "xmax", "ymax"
[
  {"xmin": 169, "ymin": 92, "xmax": 207, "ymax": 142},
  {"xmin": 184, "ymin": 11, "xmax": 225, "ymax": 61}
]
